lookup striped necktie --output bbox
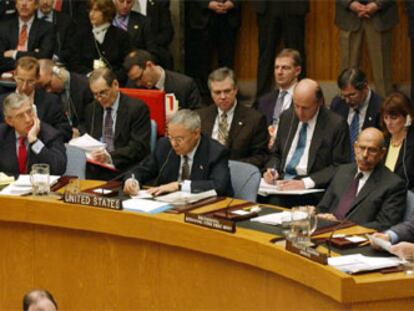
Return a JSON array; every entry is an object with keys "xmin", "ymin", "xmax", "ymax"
[
  {"xmin": 218, "ymin": 113, "xmax": 228, "ymax": 145},
  {"xmin": 349, "ymin": 109, "xmax": 360, "ymax": 160},
  {"xmin": 104, "ymin": 108, "xmax": 114, "ymax": 152},
  {"xmin": 17, "ymin": 24, "xmax": 28, "ymax": 51}
]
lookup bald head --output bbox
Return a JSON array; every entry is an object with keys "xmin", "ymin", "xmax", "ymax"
[
  {"xmin": 354, "ymin": 127, "xmax": 386, "ymax": 172},
  {"xmin": 293, "ymin": 79, "xmax": 324, "ymax": 122}
]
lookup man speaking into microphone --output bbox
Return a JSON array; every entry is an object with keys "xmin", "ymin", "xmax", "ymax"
[{"xmin": 123, "ymin": 109, "xmax": 232, "ymax": 197}]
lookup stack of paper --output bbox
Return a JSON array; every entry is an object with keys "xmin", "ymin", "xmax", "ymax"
[
  {"xmin": 328, "ymin": 254, "xmax": 402, "ymax": 274},
  {"xmin": 250, "ymin": 211, "xmax": 292, "ymax": 225},
  {"xmin": 68, "ymin": 134, "xmax": 106, "ymax": 152},
  {"xmin": 0, "ymin": 175, "xmax": 60, "ymax": 196},
  {"xmin": 155, "ymin": 190, "xmax": 217, "ymax": 205},
  {"xmin": 0, "ymin": 172, "xmax": 14, "ymax": 186},
  {"xmin": 259, "ymin": 178, "xmax": 325, "ymax": 195},
  {"xmin": 123, "ymin": 198, "xmax": 173, "ymax": 214}
]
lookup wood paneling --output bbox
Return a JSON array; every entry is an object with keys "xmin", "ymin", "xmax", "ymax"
[{"xmin": 235, "ymin": 0, "xmax": 410, "ymax": 84}]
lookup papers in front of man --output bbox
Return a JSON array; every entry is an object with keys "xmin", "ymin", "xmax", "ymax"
[
  {"xmin": 155, "ymin": 190, "xmax": 217, "ymax": 205},
  {"xmin": 123, "ymin": 198, "xmax": 173, "ymax": 214},
  {"xmin": 328, "ymin": 254, "xmax": 402, "ymax": 274},
  {"xmin": 0, "ymin": 175, "xmax": 60, "ymax": 196},
  {"xmin": 251, "ymin": 211, "xmax": 292, "ymax": 226},
  {"xmin": 68, "ymin": 134, "xmax": 106, "ymax": 152},
  {"xmin": 259, "ymin": 178, "xmax": 325, "ymax": 196},
  {"xmin": 0, "ymin": 172, "xmax": 14, "ymax": 185}
]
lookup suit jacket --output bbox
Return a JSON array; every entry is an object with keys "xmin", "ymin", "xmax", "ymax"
[
  {"xmin": 256, "ymin": 89, "xmax": 293, "ymax": 126},
  {"xmin": 318, "ymin": 163, "xmax": 406, "ymax": 231},
  {"xmin": 129, "ymin": 134, "xmax": 233, "ymax": 196},
  {"xmin": 330, "ymin": 89, "xmax": 382, "ymax": 130},
  {"xmin": 198, "ymin": 104, "xmax": 269, "ymax": 169},
  {"xmin": 384, "ymin": 126, "xmax": 414, "ymax": 191},
  {"xmin": 146, "ymin": 0, "xmax": 174, "ymax": 47},
  {"xmin": 74, "ymin": 24, "xmax": 131, "ymax": 84},
  {"xmin": 0, "ymin": 122, "xmax": 67, "ymax": 177},
  {"xmin": 406, "ymin": 0, "xmax": 414, "ymax": 38},
  {"xmin": 335, "ymin": 0, "xmax": 399, "ymax": 32},
  {"xmin": 84, "ymin": 93, "xmax": 151, "ymax": 172},
  {"xmin": 126, "ymin": 69, "xmax": 202, "ymax": 109},
  {"xmin": 67, "ymin": 72, "xmax": 93, "ymax": 128},
  {"xmin": 391, "ymin": 214, "xmax": 414, "ymax": 242},
  {"xmin": 0, "ymin": 89, "xmax": 72, "ymax": 142},
  {"xmin": 251, "ymin": 0, "xmax": 309, "ymax": 16},
  {"xmin": 267, "ymin": 105, "xmax": 351, "ymax": 188},
  {"xmin": 0, "ymin": 15, "xmax": 55, "ymax": 72},
  {"xmin": 186, "ymin": 0, "xmax": 240, "ymax": 30}
]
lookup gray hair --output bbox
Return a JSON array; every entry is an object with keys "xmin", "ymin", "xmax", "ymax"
[
  {"xmin": 3, "ymin": 93, "xmax": 30, "ymax": 117},
  {"xmin": 168, "ymin": 109, "xmax": 201, "ymax": 131},
  {"xmin": 207, "ymin": 67, "xmax": 237, "ymax": 91}
]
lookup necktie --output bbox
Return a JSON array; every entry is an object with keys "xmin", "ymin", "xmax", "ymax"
[
  {"xmin": 17, "ymin": 23, "xmax": 28, "ymax": 52},
  {"xmin": 285, "ymin": 122, "xmax": 308, "ymax": 176},
  {"xmin": 334, "ymin": 172, "xmax": 363, "ymax": 220},
  {"xmin": 54, "ymin": 0, "xmax": 62, "ymax": 12},
  {"xmin": 349, "ymin": 109, "xmax": 360, "ymax": 160},
  {"xmin": 117, "ymin": 16, "xmax": 128, "ymax": 31},
  {"xmin": 218, "ymin": 113, "xmax": 228, "ymax": 145},
  {"xmin": 272, "ymin": 90, "xmax": 287, "ymax": 125},
  {"xmin": 18, "ymin": 137, "xmax": 27, "ymax": 174},
  {"xmin": 181, "ymin": 155, "xmax": 190, "ymax": 181},
  {"xmin": 104, "ymin": 108, "xmax": 114, "ymax": 152}
]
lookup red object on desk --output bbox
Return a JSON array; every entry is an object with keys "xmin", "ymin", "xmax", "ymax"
[{"xmin": 120, "ymin": 88, "xmax": 166, "ymax": 136}]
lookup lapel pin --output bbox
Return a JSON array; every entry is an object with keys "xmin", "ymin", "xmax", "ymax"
[
  {"xmin": 368, "ymin": 117, "xmax": 372, "ymax": 121},
  {"xmin": 134, "ymin": 25, "xmax": 139, "ymax": 30},
  {"xmin": 238, "ymin": 121, "xmax": 243, "ymax": 126},
  {"xmin": 199, "ymin": 165, "xmax": 204, "ymax": 170}
]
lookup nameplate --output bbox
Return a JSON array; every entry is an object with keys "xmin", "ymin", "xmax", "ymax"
[
  {"xmin": 63, "ymin": 192, "xmax": 123, "ymax": 210},
  {"xmin": 285, "ymin": 240, "xmax": 328, "ymax": 265},
  {"xmin": 184, "ymin": 213, "xmax": 235, "ymax": 233}
]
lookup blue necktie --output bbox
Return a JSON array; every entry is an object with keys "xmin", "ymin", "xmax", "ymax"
[
  {"xmin": 349, "ymin": 110, "xmax": 359, "ymax": 160},
  {"xmin": 285, "ymin": 122, "xmax": 308, "ymax": 177}
]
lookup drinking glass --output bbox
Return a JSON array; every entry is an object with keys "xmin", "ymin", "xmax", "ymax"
[{"xmin": 30, "ymin": 164, "xmax": 50, "ymax": 196}]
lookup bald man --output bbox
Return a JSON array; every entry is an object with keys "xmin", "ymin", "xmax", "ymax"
[
  {"xmin": 262, "ymin": 78, "xmax": 350, "ymax": 206},
  {"xmin": 23, "ymin": 289, "xmax": 58, "ymax": 311},
  {"xmin": 317, "ymin": 128, "xmax": 406, "ymax": 231}
]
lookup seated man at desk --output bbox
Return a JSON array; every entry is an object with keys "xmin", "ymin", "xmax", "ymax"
[
  {"xmin": 123, "ymin": 109, "xmax": 232, "ymax": 196},
  {"xmin": 84, "ymin": 67, "xmax": 151, "ymax": 180},
  {"xmin": 317, "ymin": 128, "xmax": 406, "ymax": 231},
  {"xmin": 0, "ymin": 93, "xmax": 66, "ymax": 176},
  {"xmin": 262, "ymin": 78, "xmax": 350, "ymax": 206}
]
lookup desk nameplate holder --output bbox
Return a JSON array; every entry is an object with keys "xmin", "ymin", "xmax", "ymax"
[
  {"xmin": 64, "ymin": 192, "xmax": 123, "ymax": 211},
  {"xmin": 184, "ymin": 212, "xmax": 235, "ymax": 233},
  {"xmin": 285, "ymin": 240, "xmax": 328, "ymax": 265}
]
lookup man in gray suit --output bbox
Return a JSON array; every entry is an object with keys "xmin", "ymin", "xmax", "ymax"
[
  {"xmin": 335, "ymin": 0, "xmax": 399, "ymax": 97},
  {"xmin": 318, "ymin": 128, "xmax": 406, "ymax": 231}
]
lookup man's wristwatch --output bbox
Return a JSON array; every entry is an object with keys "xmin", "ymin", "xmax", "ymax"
[{"xmin": 178, "ymin": 182, "xmax": 183, "ymax": 191}]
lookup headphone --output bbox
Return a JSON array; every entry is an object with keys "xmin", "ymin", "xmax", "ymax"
[{"xmin": 52, "ymin": 65, "xmax": 61, "ymax": 76}]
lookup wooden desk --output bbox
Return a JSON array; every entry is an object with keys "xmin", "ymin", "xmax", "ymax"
[{"xmin": 0, "ymin": 186, "xmax": 413, "ymax": 310}]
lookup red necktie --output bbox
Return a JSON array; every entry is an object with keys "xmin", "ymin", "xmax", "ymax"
[
  {"xmin": 18, "ymin": 137, "xmax": 27, "ymax": 174},
  {"xmin": 17, "ymin": 24, "xmax": 28, "ymax": 52},
  {"xmin": 54, "ymin": 0, "xmax": 63, "ymax": 12}
]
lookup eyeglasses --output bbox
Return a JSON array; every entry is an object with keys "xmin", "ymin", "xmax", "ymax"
[
  {"xmin": 92, "ymin": 88, "xmax": 111, "ymax": 99},
  {"xmin": 15, "ymin": 76, "xmax": 36, "ymax": 86},
  {"xmin": 340, "ymin": 91, "xmax": 359, "ymax": 100},
  {"xmin": 168, "ymin": 135, "xmax": 186, "ymax": 144}
]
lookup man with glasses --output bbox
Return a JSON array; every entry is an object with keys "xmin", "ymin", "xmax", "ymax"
[
  {"xmin": 317, "ymin": 127, "xmax": 406, "ymax": 231},
  {"xmin": 123, "ymin": 49, "xmax": 202, "ymax": 109},
  {"xmin": 0, "ymin": 56, "xmax": 71, "ymax": 141},
  {"xmin": 0, "ymin": 92, "xmax": 66, "ymax": 176},
  {"xmin": 0, "ymin": 0, "xmax": 55, "ymax": 73},
  {"xmin": 84, "ymin": 67, "xmax": 151, "ymax": 180},
  {"xmin": 123, "ymin": 109, "xmax": 232, "ymax": 196},
  {"xmin": 331, "ymin": 68, "xmax": 382, "ymax": 160}
]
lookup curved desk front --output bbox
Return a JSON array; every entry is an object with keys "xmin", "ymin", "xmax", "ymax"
[{"xmin": 0, "ymin": 187, "xmax": 413, "ymax": 310}]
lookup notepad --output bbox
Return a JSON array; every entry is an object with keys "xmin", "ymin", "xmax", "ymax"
[{"xmin": 123, "ymin": 198, "xmax": 173, "ymax": 214}]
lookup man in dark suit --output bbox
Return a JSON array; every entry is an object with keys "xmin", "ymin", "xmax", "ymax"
[
  {"xmin": 185, "ymin": 0, "xmax": 240, "ymax": 97},
  {"xmin": 85, "ymin": 67, "xmax": 151, "ymax": 180},
  {"xmin": 37, "ymin": 0, "xmax": 78, "ymax": 70},
  {"xmin": 331, "ymin": 68, "xmax": 382, "ymax": 160},
  {"xmin": 0, "ymin": 56, "xmax": 71, "ymax": 142},
  {"xmin": 335, "ymin": 0, "xmax": 399, "ymax": 97},
  {"xmin": 406, "ymin": 1, "xmax": 414, "ymax": 103},
  {"xmin": 0, "ymin": 0, "xmax": 55, "ymax": 73},
  {"xmin": 256, "ymin": 48, "xmax": 302, "ymax": 149},
  {"xmin": 124, "ymin": 49, "xmax": 202, "ymax": 110},
  {"xmin": 38, "ymin": 59, "xmax": 93, "ymax": 138},
  {"xmin": 0, "ymin": 92, "xmax": 66, "ymax": 177},
  {"xmin": 113, "ymin": 0, "xmax": 162, "ymax": 67},
  {"xmin": 262, "ymin": 79, "xmax": 350, "ymax": 206},
  {"xmin": 317, "ymin": 128, "xmax": 406, "ymax": 231},
  {"xmin": 124, "ymin": 109, "xmax": 232, "ymax": 197},
  {"xmin": 251, "ymin": 0, "xmax": 309, "ymax": 97},
  {"xmin": 198, "ymin": 67, "xmax": 269, "ymax": 169}
]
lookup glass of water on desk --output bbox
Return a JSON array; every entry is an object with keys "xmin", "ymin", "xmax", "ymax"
[
  {"xmin": 290, "ymin": 206, "xmax": 318, "ymax": 247},
  {"xmin": 30, "ymin": 163, "xmax": 50, "ymax": 196}
]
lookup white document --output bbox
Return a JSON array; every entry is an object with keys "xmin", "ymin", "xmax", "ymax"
[
  {"xmin": 123, "ymin": 198, "xmax": 173, "ymax": 214},
  {"xmin": 0, "ymin": 175, "xmax": 60, "ymax": 196},
  {"xmin": 131, "ymin": 190, "xmax": 153, "ymax": 199},
  {"xmin": 259, "ymin": 178, "xmax": 325, "ymax": 195},
  {"xmin": 250, "ymin": 211, "xmax": 293, "ymax": 226},
  {"xmin": 328, "ymin": 254, "xmax": 402, "ymax": 274},
  {"xmin": 68, "ymin": 134, "xmax": 106, "ymax": 152},
  {"xmin": 368, "ymin": 235, "xmax": 392, "ymax": 252},
  {"xmin": 165, "ymin": 93, "xmax": 179, "ymax": 119},
  {"xmin": 155, "ymin": 190, "xmax": 217, "ymax": 205},
  {"xmin": 0, "ymin": 172, "xmax": 14, "ymax": 185}
]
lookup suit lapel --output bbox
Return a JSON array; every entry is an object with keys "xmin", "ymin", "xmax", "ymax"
[
  {"xmin": 190, "ymin": 136, "xmax": 208, "ymax": 180},
  {"xmin": 27, "ymin": 19, "xmax": 38, "ymax": 51},
  {"xmin": 363, "ymin": 98, "xmax": 376, "ymax": 128},
  {"xmin": 114, "ymin": 94, "xmax": 126, "ymax": 141},
  {"xmin": 281, "ymin": 108, "xmax": 299, "ymax": 162},
  {"xmin": 6, "ymin": 129, "xmax": 19, "ymax": 174},
  {"xmin": 92, "ymin": 103, "xmax": 103, "ymax": 139},
  {"xmin": 307, "ymin": 107, "xmax": 326, "ymax": 171},
  {"xmin": 203, "ymin": 106, "xmax": 217, "ymax": 136},
  {"xmin": 11, "ymin": 19, "xmax": 19, "ymax": 48},
  {"xmin": 227, "ymin": 105, "xmax": 245, "ymax": 148}
]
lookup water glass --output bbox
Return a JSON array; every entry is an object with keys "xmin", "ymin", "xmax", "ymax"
[{"xmin": 30, "ymin": 164, "xmax": 50, "ymax": 196}]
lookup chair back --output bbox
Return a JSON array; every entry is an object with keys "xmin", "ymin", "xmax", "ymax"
[
  {"xmin": 228, "ymin": 160, "xmax": 261, "ymax": 202},
  {"xmin": 65, "ymin": 145, "xmax": 87, "ymax": 179},
  {"xmin": 150, "ymin": 120, "xmax": 157, "ymax": 153},
  {"xmin": 405, "ymin": 190, "xmax": 414, "ymax": 221}
]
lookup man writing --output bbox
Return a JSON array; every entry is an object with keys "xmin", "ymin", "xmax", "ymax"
[{"xmin": 124, "ymin": 109, "xmax": 232, "ymax": 196}]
